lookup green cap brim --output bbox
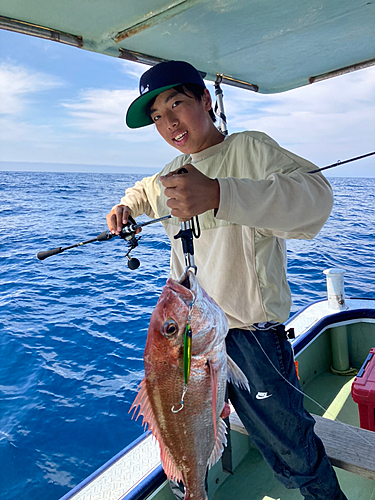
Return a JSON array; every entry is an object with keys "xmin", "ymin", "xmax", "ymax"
[{"xmin": 125, "ymin": 84, "xmax": 180, "ymax": 129}]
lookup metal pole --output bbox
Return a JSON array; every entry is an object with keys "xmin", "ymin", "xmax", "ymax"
[
  {"xmin": 323, "ymin": 269, "xmax": 350, "ymax": 372},
  {"xmin": 214, "ymin": 75, "xmax": 228, "ymax": 136},
  {"xmin": 323, "ymin": 268, "xmax": 347, "ymax": 311}
]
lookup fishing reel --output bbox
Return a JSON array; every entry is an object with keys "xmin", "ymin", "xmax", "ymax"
[
  {"xmin": 117, "ymin": 215, "xmax": 142, "ymax": 270},
  {"xmin": 37, "ymin": 214, "xmax": 172, "ymax": 270}
]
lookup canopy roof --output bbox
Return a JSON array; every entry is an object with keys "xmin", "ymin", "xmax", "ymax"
[{"xmin": 1, "ymin": 0, "xmax": 374, "ymax": 93}]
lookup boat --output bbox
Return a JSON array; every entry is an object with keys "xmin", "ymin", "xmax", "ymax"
[{"xmin": 1, "ymin": 1, "xmax": 374, "ymax": 499}]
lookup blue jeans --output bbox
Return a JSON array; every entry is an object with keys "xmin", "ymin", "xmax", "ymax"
[{"xmin": 226, "ymin": 327, "xmax": 347, "ymax": 500}]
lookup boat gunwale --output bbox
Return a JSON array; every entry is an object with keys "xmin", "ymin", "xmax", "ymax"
[
  {"xmin": 121, "ymin": 465, "xmax": 166, "ymax": 500},
  {"xmin": 290, "ymin": 306, "xmax": 375, "ymax": 355},
  {"xmin": 59, "ymin": 431, "xmax": 164, "ymax": 500}
]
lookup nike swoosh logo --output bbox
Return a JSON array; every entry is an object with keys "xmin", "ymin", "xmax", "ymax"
[{"xmin": 256, "ymin": 392, "xmax": 272, "ymax": 400}]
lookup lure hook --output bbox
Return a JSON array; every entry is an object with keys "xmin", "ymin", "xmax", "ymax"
[{"xmin": 171, "ymin": 385, "xmax": 188, "ymax": 413}]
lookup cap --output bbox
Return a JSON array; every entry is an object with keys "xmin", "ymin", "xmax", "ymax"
[{"xmin": 126, "ymin": 60, "xmax": 206, "ymax": 129}]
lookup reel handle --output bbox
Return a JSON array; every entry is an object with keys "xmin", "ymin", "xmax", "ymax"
[{"xmin": 127, "ymin": 256, "xmax": 140, "ymax": 270}]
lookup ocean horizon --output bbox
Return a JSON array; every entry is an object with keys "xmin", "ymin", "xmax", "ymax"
[
  {"xmin": 1, "ymin": 160, "xmax": 374, "ymax": 177},
  {"xmin": 0, "ymin": 161, "xmax": 159, "ymax": 176}
]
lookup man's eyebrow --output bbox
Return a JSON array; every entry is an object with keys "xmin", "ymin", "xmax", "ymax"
[
  {"xmin": 164, "ymin": 91, "xmax": 180, "ymax": 104},
  {"xmin": 149, "ymin": 91, "xmax": 181, "ymax": 115}
]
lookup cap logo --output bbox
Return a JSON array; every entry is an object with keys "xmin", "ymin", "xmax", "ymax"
[{"xmin": 140, "ymin": 84, "xmax": 150, "ymax": 95}]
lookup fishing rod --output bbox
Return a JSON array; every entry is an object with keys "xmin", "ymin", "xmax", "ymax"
[
  {"xmin": 36, "ymin": 214, "xmax": 172, "ymax": 270},
  {"xmin": 307, "ymin": 152, "xmax": 374, "ymax": 174},
  {"xmin": 37, "ymin": 151, "xmax": 373, "ymax": 268}
]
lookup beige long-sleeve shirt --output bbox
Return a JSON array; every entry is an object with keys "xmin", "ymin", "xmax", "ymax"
[{"xmin": 119, "ymin": 131, "xmax": 333, "ymax": 329}]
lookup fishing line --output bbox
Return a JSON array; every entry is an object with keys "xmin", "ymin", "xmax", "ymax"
[{"xmin": 249, "ymin": 330, "xmax": 373, "ymax": 446}]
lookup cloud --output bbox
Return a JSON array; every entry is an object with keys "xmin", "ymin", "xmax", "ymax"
[
  {"xmin": 220, "ymin": 66, "xmax": 375, "ymax": 168},
  {"xmin": 119, "ymin": 60, "xmax": 146, "ymax": 80},
  {"xmin": 0, "ymin": 62, "xmax": 63, "ymax": 114},
  {"xmin": 223, "ymin": 65, "xmax": 375, "ymax": 126},
  {"xmin": 61, "ymin": 86, "xmax": 160, "ymax": 143},
  {"xmin": 0, "ymin": 117, "xmax": 54, "ymax": 143}
]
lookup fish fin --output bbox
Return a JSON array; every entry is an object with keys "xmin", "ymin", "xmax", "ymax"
[
  {"xmin": 160, "ymin": 446, "xmax": 184, "ymax": 483},
  {"xmin": 208, "ymin": 360, "xmax": 219, "ymax": 440},
  {"xmin": 129, "ymin": 379, "xmax": 156, "ymax": 431},
  {"xmin": 207, "ymin": 417, "xmax": 227, "ymax": 468},
  {"xmin": 129, "ymin": 379, "xmax": 183, "ymax": 483},
  {"xmin": 227, "ymin": 356, "xmax": 251, "ymax": 392}
]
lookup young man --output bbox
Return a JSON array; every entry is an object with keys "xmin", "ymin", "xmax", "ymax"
[{"xmin": 107, "ymin": 61, "xmax": 347, "ymax": 500}]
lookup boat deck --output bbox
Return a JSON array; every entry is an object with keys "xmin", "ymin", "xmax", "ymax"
[
  {"xmin": 210, "ymin": 370, "xmax": 375, "ymax": 500},
  {"xmin": 303, "ymin": 371, "xmax": 359, "ymax": 424}
]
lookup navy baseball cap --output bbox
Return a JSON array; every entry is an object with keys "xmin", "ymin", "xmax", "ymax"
[{"xmin": 126, "ymin": 60, "xmax": 206, "ymax": 129}]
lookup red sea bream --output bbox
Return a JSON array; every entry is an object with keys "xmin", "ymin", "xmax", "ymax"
[{"xmin": 131, "ymin": 270, "xmax": 250, "ymax": 500}]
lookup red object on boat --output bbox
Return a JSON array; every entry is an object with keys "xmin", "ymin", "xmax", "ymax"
[{"xmin": 351, "ymin": 347, "xmax": 375, "ymax": 432}]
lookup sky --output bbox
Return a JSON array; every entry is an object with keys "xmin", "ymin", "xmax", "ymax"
[{"xmin": 0, "ymin": 28, "xmax": 374, "ymax": 177}]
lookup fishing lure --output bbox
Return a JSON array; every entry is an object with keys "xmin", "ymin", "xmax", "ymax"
[
  {"xmin": 171, "ymin": 299, "xmax": 194, "ymax": 413},
  {"xmin": 183, "ymin": 323, "xmax": 192, "ymax": 385}
]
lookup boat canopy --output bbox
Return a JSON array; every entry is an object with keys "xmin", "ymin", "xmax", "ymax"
[{"xmin": 0, "ymin": 0, "xmax": 374, "ymax": 93}]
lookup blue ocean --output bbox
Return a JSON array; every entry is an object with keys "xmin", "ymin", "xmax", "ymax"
[{"xmin": 0, "ymin": 172, "xmax": 374, "ymax": 500}]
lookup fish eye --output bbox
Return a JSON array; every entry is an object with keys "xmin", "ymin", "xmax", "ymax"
[{"xmin": 162, "ymin": 319, "xmax": 179, "ymax": 338}]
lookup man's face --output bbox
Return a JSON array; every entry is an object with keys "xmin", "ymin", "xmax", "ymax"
[{"xmin": 149, "ymin": 87, "xmax": 219, "ymax": 154}]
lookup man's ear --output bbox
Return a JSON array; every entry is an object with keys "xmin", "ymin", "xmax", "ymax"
[{"xmin": 202, "ymin": 88, "xmax": 212, "ymax": 111}]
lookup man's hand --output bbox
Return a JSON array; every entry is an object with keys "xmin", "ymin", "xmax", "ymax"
[
  {"xmin": 106, "ymin": 204, "xmax": 132, "ymax": 235},
  {"xmin": 160, "ymin": 164, "xmax": 220, "ymax": 221}
]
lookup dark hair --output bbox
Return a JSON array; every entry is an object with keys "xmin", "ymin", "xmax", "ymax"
[{"xmin": 146, "ymin": 83, "xmax": 216, "ymax": 123}]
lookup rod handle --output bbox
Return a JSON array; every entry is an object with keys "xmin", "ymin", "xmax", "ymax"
[
  {"xmin": 37, "ymin": 247, "xmax": 63, "ymax": 260},
  {"xmin": 96, "ymin": 230, "xmax": 115, "ymax": 241}
]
